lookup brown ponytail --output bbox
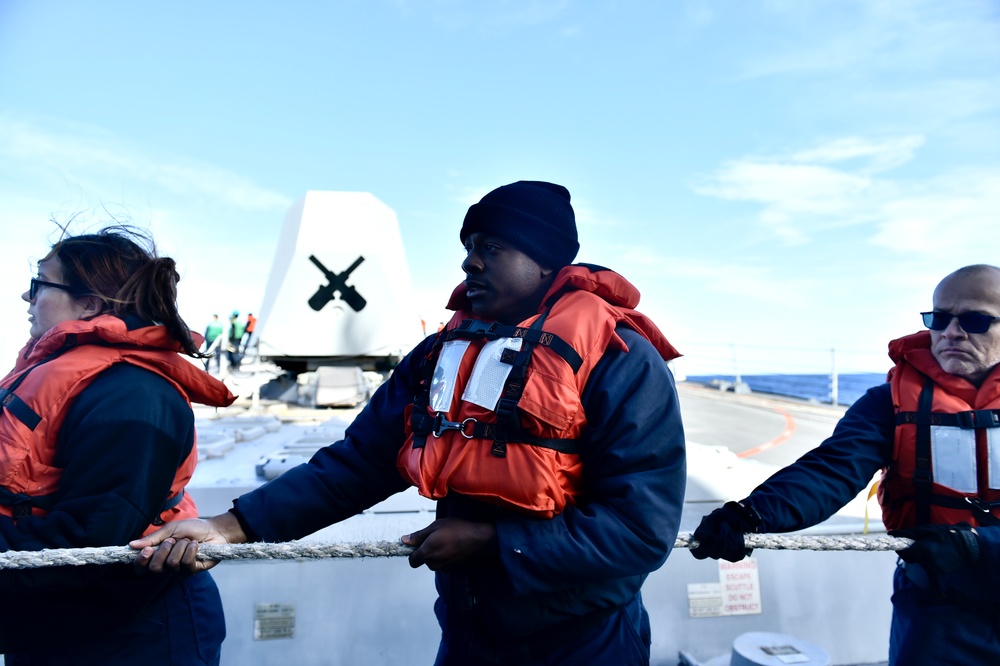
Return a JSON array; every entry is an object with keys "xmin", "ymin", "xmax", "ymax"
[{"xmin": 45, "ymin": 225, "xmax": 207, "ymax": 358}]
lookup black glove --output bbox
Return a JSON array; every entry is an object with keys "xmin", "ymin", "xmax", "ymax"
[
  {"xmin": 691, "ymin": 501, "xmax": 762, "ymax": 562},
  {"xmin": 890, "ymin": 523, "xmax": 981, "ymax": 575}
]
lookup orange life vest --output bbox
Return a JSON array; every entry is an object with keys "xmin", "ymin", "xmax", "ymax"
[
  {"xmin": 878, "ymin": 331, "xmax": 1000, "ymax": 529},
  {"xmin": 0, "ymin": 315, "xmax": 235, "ymax": 535},
  {"xmin": 397, "ymin": 264, "xmax": 680, "ymax": 518}
]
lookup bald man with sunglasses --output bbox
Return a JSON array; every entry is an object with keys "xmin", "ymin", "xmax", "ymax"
[{"xmin": 691, "ymin": 264, "xmax": 1000, "ymax": 666}]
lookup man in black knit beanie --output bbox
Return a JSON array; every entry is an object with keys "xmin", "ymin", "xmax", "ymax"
[{"xmin": 135, "ymin": 180, "xmax": 686, "ymax": 666}]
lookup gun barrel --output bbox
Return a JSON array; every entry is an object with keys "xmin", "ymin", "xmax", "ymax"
[
  {"xmin": 342, "ymin": 255, "xmax": 364, "ymax": 277},
  {"xmin": 309, "ymin": 254, "xmax": 332, "ymax": 277}
]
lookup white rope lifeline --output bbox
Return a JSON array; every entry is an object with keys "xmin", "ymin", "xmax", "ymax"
[
  {"xmin": 685, "ymin": 533, "xmax": 912, "ymax": 552},
  {"xmin": 0, "ymin": 533, "xmax": 912, "ymax": 571}
]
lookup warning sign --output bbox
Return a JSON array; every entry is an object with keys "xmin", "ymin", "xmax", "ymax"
[
  {"xmin": 688, "ymin": 559, "xmax": 764, "ymax": 618},
  {"xmin": 720, "ymin": 559, "xmax": 762, "ymax": 615}
]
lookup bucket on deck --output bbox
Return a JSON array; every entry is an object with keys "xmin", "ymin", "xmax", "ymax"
[{"xmin": 730, "ymin": 631, "xmax": 830, "ymax": 666}]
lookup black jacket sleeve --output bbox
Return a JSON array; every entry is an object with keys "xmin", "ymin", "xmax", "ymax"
[
  {"xmin": 745, "ymin": 383, "xmax": 895, "ymax": 532},
  {"xmin": 233, "ymin": 338, "xmax": 426, "ymax": 541}
]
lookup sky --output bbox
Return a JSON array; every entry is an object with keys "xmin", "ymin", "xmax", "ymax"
[{"xmin": 1, "ymin": 0, "xmax": 997, "ymax": 377}]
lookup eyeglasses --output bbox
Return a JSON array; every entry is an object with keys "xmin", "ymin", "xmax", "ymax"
[
  {"xmin": 921, "ymin": 310, "xmax": 1000, "ymax": 335},
  {"xmin": 29, "ymin": 278, "xmax": 86, "ymax": 300}
]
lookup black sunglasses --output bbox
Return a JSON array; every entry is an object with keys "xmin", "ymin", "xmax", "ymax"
[
  {"xmin": 921, "ymin": 310, "xmax": 1000, "ymax": 335},
  {"xmin": 29, "ymin": 278, "xmax": 87, "ymax": 300}
]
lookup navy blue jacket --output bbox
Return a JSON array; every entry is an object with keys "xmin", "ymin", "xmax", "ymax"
[
  {"xmin": 746, "ymin": 383, "xmax": 894, "ymax": 532},
  {"xmin": 0, "ymin": 363, "xmax": 194, "ymax": 652},
  {"xmin": 745, "ymin": 383, "xmax": 1000, "ymax": 579},
  {"xmin": 744, "ymin": 383, "xmax": 1000, "ymax": 663},
  {"xmin": 234, "ymin": 327, "xmax": 686, "ymax": 657}
]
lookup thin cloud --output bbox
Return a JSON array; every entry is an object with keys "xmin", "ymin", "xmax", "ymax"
[
  {"xmin": 741, "ymin": 0, "xmax": 1000, "ymax": 79},
  {"xmin": 0, "ymin": 116, "xmax": 292, "ymax": 212},
  {"xmin": 610, "ymin": 246, "xmax": 812, "ymax": 307},
  {"xmin": 789, "ymin": 136, "xmax": 923, "ymax": 174},
  {"xmin": 693, "ymin": 157, "xmax": 879, "ymax": 243},
  {"xmin": 870, "ymin": 170, "xmax": 1000, "ymax": 254},
  {"xmin": 694, "ymin": 137, "xmax": 998, "ymax": 255}
]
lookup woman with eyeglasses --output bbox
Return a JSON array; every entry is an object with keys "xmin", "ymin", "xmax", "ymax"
[{"xmin": 1, "ymin": 225, "xmax": 235, "ymax": 665}]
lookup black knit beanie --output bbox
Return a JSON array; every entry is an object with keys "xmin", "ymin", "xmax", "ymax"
[{"xmin": 460, "ymin": 181, "xmax": 579, "ymax": 269}]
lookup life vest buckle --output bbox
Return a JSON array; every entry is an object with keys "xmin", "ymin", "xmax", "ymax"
[
  {"xmin": 461, "ymin": 320, "xmax": 502, "ymax": 340},
  {"xmin": 965, "ymin": 496, "xmax": 992, "ymax": 514},
  {"xmin": 957, "ymin": 410, "xmax": 1000, "ymax": 429},
  {"xmin": 431, "ymin": 414, "xmax": 477, "ymax": 439}
]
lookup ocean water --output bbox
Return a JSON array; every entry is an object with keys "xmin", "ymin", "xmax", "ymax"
[{"xmin": 684, "ymin": 372, "xmax": 887, "ymax": 406}]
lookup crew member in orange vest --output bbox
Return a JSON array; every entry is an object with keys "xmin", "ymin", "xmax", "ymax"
[
  {"xmin": 2, "ymin": 225, "xmax": 234, "ymax": 661},
  {"xmin": 135, "ymin": 181, "xmax": 686, "ymax": 665},
  {"xmin": 241, "ymin": 311, "xmax": 256, "ymax": 353},
  {"xmin": 692, "ymin": 264, "xmax": 1000, "ymax": 665}
]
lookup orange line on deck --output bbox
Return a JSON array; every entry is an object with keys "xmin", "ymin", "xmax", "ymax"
[{"xmin": 736, "ymin": 407, "xmax": 797, "ymax": 458}]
